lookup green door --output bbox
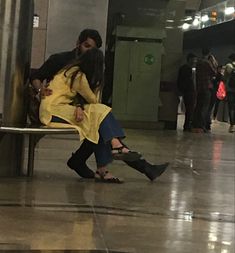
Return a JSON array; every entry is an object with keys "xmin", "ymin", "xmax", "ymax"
[{"xmin": 112, "ymin": 40, "xmax": 162, "ymax": 121}]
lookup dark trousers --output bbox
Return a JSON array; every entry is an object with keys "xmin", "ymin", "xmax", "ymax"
[
  {"xmin": 94, "ymin": 112, "xmax": 125, "ymax": 166},
  {"xmin": 74, "ymin": 139, "xmax": 150, "ymax": 174},
  {"xmin": 72, "ymin": 114, "xmax": 151, "ymax": 173},
  {"xmin": 52, "ymin": 113, "xmax": 124, "ymax": 167},
  {"xmin": 183, "ymin": 92, "xmax": 196, "ymax": 130},
  {"xmin": 206, "ymin": 89, "xmax": 217, "ymax": 129},
  {"xmin": 227, "ymin": 91, "xmax": 235, "ymax": 125},
  {"xmin": 193, "ymin": 90, "xmax": 211, "ymax": 129},
  {"xmin": 213, "ymin": 98, "xmax": 220, "ymax": 119}
]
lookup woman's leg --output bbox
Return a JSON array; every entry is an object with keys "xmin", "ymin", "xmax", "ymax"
[
  {"xmin": 99, "ymin": 113, "xmax": 141, "ymax": 161},
  {"xmin": 93, "ymin": 137, "xmax": 123, "ymax": 183},
  {"xmin": 99, "ymin": 113, "xmax": 169, "ymax": 180}
]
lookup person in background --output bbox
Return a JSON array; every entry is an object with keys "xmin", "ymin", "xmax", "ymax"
[
  {"xmin": 223, "ymin": 53, "xmax": 235, "ymax": 133},
  {"xmin": 192, "ymin": 48, "xmax": 217, "ymax": 133},
  {"xmin": 177, "ymin": 53, "xmax": 197, "ymax": 131},
  {"xmin": 206, "ymin": 65, "xmax": 223, "ymax": 129}
]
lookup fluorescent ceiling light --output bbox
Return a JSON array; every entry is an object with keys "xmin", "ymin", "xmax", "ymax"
[
  {"xmin": 181, "ymin": 16, "xmax": 193, "ymax": 21},
  {"xmin": 182, "ymin": 23, "xmax": 190, "ymax": 30},
  {"xmin": 193, "ymin": 18, "xmax": 200, "ymax": 26},
  {"xmin": 225, "ymin": 7, "xmax": 234, "ymax": 15},
  {"xmin": 201, "ymin": 14, "xmax": 209, "ymax": 22}
]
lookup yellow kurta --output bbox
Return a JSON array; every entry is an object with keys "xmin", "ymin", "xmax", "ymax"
[{"xmin": 39, "ymin": 68, "xmax": 111, "ymax": 144}]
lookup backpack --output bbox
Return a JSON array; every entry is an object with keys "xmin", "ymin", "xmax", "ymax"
[
  {"xmin": 216, "ymin": 81, "xmax": 226, "ymax": 100},
  {"xmin": 228, "ymin": 63, "xmax": 235, "ymax": 89}
]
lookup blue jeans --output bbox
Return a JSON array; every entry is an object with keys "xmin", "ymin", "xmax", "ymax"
[
  {"xmin": 51, "ymin": 112, "xmax": 125, "ymax": 167},
  {"xmin": 94, "ymin": 112, "xmax": 125, "ymax": 167}
]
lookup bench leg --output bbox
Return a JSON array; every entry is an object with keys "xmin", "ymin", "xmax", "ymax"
[{"xmin": 27, "ymin": 134, "xmax": 36, "ymax": 177}]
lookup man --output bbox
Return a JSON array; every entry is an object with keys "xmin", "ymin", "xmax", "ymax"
[
  {"xmin": 224, "ymin": 53, "xmax": 235, "ymax": 133},
  {"xmin": 31, "ymin": 29, "xmax": 102, "ymax": 178},
  {"xmin": 177, "ymin": 53, "xmax": 197, "ymax": 131},
  {"xmin": 192, "ymin": 48, "xmax": 217, "ymax": 133},
  {"xmin": 31, "ymin": 29, "xmax": 168, "ymax": 181}
]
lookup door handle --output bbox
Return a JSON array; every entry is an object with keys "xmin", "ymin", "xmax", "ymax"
[{"xmin": 129, "ymin": 74, "xmax": 132, "ymax": 82}]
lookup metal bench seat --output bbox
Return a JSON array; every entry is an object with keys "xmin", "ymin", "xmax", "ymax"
[{"xmin": 0, "ymin": 126, "xmax": 77, "ymax": 177}]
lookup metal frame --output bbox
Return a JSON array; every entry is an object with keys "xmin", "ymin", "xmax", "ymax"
[{"xmin": 0, "ymin": 126, "xmax": 77, "ymax": 177}]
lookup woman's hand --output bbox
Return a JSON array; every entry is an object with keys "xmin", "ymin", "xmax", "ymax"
[{"xmin": 74, "ymin": 106, "xmax": 84, "ymax": 122}]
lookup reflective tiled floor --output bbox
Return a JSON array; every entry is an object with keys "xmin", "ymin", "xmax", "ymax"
[{"xmin": 0, "ymin": 118, "xmax": 234, "ymax": 252}]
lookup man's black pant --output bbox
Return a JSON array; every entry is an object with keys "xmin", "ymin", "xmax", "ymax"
[
  {"xmin": 206, "ymin": 88, "xmax": 217, "ymax": 129},
  {"xmin": 227, "ymin": 91, "xmax": 235, "ymax": 125},
  {"xmin": 73, "ymin": 139, "xmax": 150, "ymax": 174},
  {"xmin": 183, "ymin": 91, "xmax": 196, "ymax": 130},
  {"xmin": 193, "ymin": 90, "xmax": 211, "ymax": 129}
]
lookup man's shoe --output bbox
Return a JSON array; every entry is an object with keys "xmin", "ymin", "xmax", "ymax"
[
  {"xmin": 191, "ymin": 128, "xmax": 204, "ymax": 133},
  {"xmin": 144, "ymin": 162, "xmax": 169, "ymax": 181},
  {"xmin": 229, "ymin": 125, "xmax": 235, "ymax": 133},
  {"xmin": 67, "ymin": 154, "xmax": 95, "ymax": 178}
]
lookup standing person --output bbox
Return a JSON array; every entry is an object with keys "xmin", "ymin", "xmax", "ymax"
[
  {"xmin": 39, "ymin": 48, "xmax": 169, "ymax": 183},
  {"xmin": 212, "ymin": 66, "xmax": 224, "ymax": 120},
  {"xmin": 177, "ymin": 53, "xmax": 197, "ymax": 131},
  {"xmin": 224, "ymin": 53, "xmax": 235, "ymax": 133},
  {"xmin": 192, "ymin": 48, "xmax": 217, "ymax": 133},
  {"xmin": 206, "ymin": 65, "xmax": 223, "ymax": 129}
]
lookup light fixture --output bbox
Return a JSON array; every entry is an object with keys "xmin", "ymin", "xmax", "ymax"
[
  {"xmin": 182, "ymin": 23, "xmax": 190, "ymax": 30},
  {"xmin": 201, "ymin": 14, "xmax": 209, "ymax": 22},
  {"xmin": 193, "ymin": 18, "xmax": 200, "ymax": 26},
  {"xmin": 225, "ymin": 7, "xmax": 235, "ymax": 15},
  {"xmin": 181, "ymin": 16, "xmax": 193, "ymax": 21}
]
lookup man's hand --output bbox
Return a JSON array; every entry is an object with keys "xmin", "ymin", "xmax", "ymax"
[
  {"xmin": 40, "ymin": 86, "xmax": 53, "ymax": 98},
  {"xmin": 74, "ymin": 106, "xmax": 84, "ymax": 122},
  {"xmin": 40, "ymin": 80, "xmax": 52, "ymax": 98}
]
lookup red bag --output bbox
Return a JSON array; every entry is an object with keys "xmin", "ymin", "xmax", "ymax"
[{"xmin": 216, "ymin": 81, "xmax": 226, "ymax": 100}]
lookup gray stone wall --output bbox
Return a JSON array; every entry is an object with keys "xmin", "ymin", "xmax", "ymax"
[{"xmin": 31, "ymin": 0, "xmax": 109, "ymax": 68}]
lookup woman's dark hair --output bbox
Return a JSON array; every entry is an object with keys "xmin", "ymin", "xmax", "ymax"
[
  {"xmin": 65, "ymin": 48, "xmax": 104, "ymax": 91},
  {"xmin": 187, "ymin": 53, "xmax": 196, "ymax": 62},
  {"xmin": 78, "ymin": 29, "xmax": 102, "ymax": 48}
]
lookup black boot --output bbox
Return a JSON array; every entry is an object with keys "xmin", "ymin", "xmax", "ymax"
[
  {"xmin": 67, "ymin": 140, "xmax": 95, "ymax": 178},
  {"xmin": 125, "ymin": 159, "xmax": 169, "ymax": 181},
  {"xmin": 144, "ymin": 162, "xmax": 169, "ymax": 181}
]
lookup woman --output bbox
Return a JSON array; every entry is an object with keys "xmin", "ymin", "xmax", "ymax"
[{"xmin": 40, "ymin": 48, "xmax": 168, "ymax": 182}]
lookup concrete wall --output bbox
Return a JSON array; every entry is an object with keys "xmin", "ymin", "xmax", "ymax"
[
  {"xmin": 46, "ymin": 0, "xmax": 108, "ymax": 58},
  {"xmin": 31, "ymin": 0, "xmax": 48, "ymax": 68},
  {"xmin": 31, "ymin": 0, "xmax": 109, "ymax": 68}
]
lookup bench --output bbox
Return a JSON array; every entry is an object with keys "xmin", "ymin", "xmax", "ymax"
[{"xmin": 0, "ymin": 126, "xmax": 77, "ymax": 177}]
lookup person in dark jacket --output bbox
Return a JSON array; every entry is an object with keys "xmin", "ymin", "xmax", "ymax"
[
  {"xmin": 31, "ymin": 29, "xmax": 169, "ymax": 181},
  {"xmin": 206, "ymin": 65, "xmax": 223, "ymax": 128},
  {"xmin": 192, "ymin": 48, "xmax": 217, "ymax": 133},
  {"xmin": 224, "ymin": 53, "xmax": 235, "ymax": 133},
  {"xmin": 177, "ymin": 53, "xmax": 197, "ymax": 131}
]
